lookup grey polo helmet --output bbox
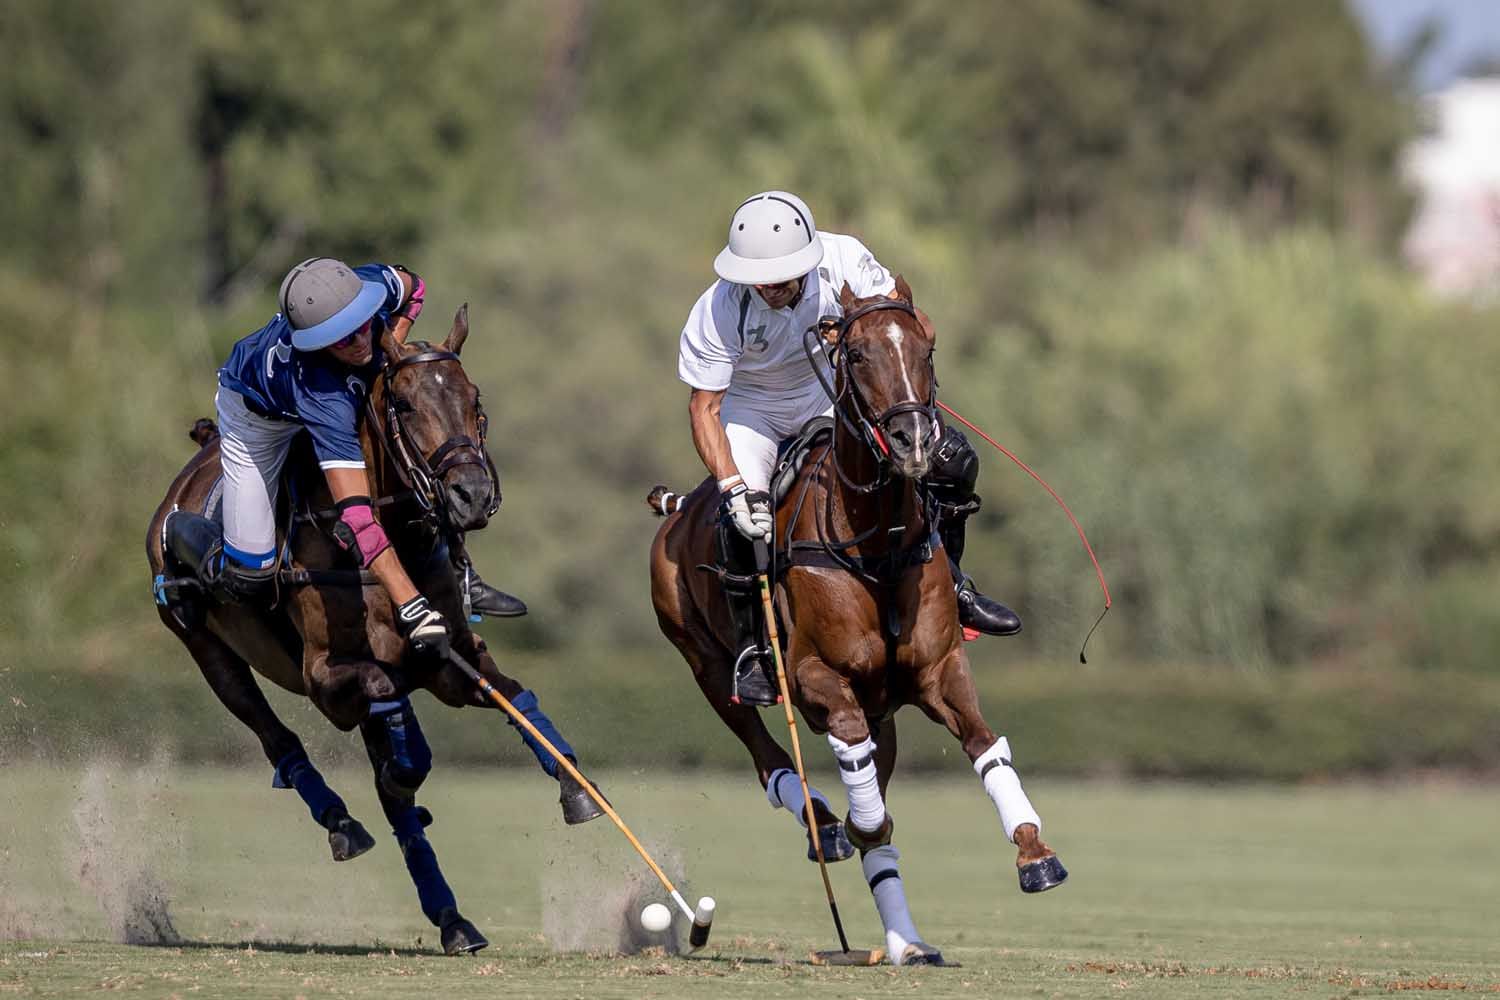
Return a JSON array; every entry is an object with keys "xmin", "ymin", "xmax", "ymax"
[
  {"xmin": 713, "ymin": 191, "xmax": 825, "ymax": 285},
  {"xmin": 278, "ymin": 257, "xmax": 388, "ymax": 350}
]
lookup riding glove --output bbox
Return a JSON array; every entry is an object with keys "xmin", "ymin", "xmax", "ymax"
[
  {"xmin": 396, "ymin": 595, "xmax": 450, "ymax": 658},
  {"xmin": 721, "ymin": 479, "xmax": 773, "ymax": 541}
]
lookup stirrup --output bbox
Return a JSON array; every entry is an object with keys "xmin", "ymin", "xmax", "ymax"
[{"xmin": 730, "ymin": 646, "xmax": 780, "ymax": 707}]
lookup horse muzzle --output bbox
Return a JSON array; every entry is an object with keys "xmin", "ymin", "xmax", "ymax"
[
  {"xmin": 883, "ymin": 411, "xmax": 937, "ymax": 480},
  {"xmin": 443, "ymin": 467, "xmax": 496, "ymax": 531}
]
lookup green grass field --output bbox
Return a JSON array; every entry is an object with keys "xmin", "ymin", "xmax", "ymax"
[{"xmin": 1, "ymin": 764, "xmax": 1496, "ymax": 998}]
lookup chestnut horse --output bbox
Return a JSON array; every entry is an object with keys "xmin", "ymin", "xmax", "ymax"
[
  {"xmin": 649, "ymin": 278, "xmax": 1066, "ymax": 965},
  {"xmin": 147, "ymin": 307, "xmax": 601, "ymax": 954}
]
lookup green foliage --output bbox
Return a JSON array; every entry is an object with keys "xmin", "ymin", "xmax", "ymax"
[{"xmin": 1, "ymin": 1, "xmax": 1493, "ymax": 778}]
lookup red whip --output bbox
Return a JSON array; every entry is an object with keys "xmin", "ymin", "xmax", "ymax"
[{"xmin": 937, "ymin": 400, "xmax": 1110, "ymax": 663}]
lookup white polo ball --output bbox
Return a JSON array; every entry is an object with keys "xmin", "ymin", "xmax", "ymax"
[{"xmin": 639, "ymin": 902, "xmax": 672, "ymax": 933}]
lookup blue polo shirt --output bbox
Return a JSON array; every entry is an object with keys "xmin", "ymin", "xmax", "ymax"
[{"xmin": 219, "ymin": 264, "xmax": 403, "ymax": 469}]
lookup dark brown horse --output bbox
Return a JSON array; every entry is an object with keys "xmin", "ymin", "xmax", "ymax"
[
  {"xmin": 649, "ymin": 278, "xmax": 1066, "ymax": 965},
  {"xmin": 147, "ymin": 307, "xmax": 601, "ymax": 954}
]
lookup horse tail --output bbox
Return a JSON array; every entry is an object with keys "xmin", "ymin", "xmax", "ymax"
[
  {"xmin": 645, "ymin": 484, "xmax": 686, "ymax": 517},
  {"xmin": 189, "ymin": 418, "xmax": 220, "ymax": 447}
]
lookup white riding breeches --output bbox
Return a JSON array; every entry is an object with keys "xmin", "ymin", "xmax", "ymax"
[
  {"xmin": 720, "ymin": 385, "xmax": 833, "ymax": 493},
  {"xmin": 214, "ymin": 387, "xmax": 305, "ymax": 569}
]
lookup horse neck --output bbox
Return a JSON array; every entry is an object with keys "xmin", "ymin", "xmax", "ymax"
[
  {"xmin": 359, "ymin": 381, "xmax": 401, "ymax": 513},
  {"xmin": 830, "ymin": 416, "xmax": 923, "ymax": 555}
]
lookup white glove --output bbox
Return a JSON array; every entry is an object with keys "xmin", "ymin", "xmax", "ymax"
[
  {"xmin": 721, "ymin": 478, "xmax": 773, "ymax": 541},
  {"xmin": 395, "ymin": 595, "xmax": 451, "ymax": 658}
]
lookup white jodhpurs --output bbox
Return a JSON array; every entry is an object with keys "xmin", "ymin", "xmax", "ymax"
[
  {"xmin": 214, "ymin": 387, "xmax": 306, "ymax": 569},
  {"xmin": 720, "ymin": 386, "xmax": 832, "ymax": 493}
]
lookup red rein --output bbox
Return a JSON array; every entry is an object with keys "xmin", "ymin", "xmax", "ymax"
[{"xmin": 936, "ymin": 400, "xmax": 1111, "ymax": 663}]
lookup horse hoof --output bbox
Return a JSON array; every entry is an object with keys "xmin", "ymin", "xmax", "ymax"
[
  {"xmin": 327, "ymin": 814, "xmax": 377, "ymax": 862},
  {"xmin": 559, "ymin": 773, "xmax": 606, "ymax": 825},
  {"xmin": 806, "ymin": 821, "xmax": 855, "ymax": 863},
  {"xmin": 437, "ymin": 908, "xmax": 489, "ymax": 955},
  {"xmin": 897, "ymin": 943, "xmax": 950, "ymax": 967},
  {"xmin": 1018, "ymin": 854, "xmax": 1068, "ymax": 893}
]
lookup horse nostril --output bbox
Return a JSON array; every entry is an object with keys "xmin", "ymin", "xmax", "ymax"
[
  {"xmin": 452, "ymin": 484, "xmax": 471, "ymax": 503},
  {"xmin": 890, "ymin": 428, "xmax": 912, "ymax": 448}
]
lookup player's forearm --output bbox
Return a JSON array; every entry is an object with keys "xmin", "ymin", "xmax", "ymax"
[{"xmin": 688, "ymin": 388, "xmax": 738, "ymax": 483}]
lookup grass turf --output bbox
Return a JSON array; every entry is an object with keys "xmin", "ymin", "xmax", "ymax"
[{"xmin": 1, "ymin": 764, "xmax": 1497, "ymax": 998}]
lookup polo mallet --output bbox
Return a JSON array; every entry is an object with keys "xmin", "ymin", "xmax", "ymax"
[
  {"xmin": 753, "ymin": 540, "xmax": 883, "ymax": 967},
  {"xmin": 444, "ymin": 648, "xmax": 716, "ymax": 949}
]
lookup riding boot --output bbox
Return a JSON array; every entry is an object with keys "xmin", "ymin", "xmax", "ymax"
[
  {"xmin": 940, "ymin": 518, "xmax": 1022, "ymax": 638},
  {"xmin": 453, "ymin": 554, "xmax": 528, "ymax": 619},
  {"xmin": 163, "ymin": 510, "xmax": 276, "ymax": 606},
  {"xmin": 725, "ymin": 580, "xmax": 780, "ymax": 706},
  {"xmin": 715, "ymin": 523, "xmax": 778, "ymax": 707}
]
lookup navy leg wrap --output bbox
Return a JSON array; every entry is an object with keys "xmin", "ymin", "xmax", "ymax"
[
  {"xmin": 272, "ymin": 749, "xmax": 346, "ymax": 827},
  {"xmin": 507, "ymin": 689, "xmax": 575, "ymax": 779},
  {"xmin": 392, "ymin": 807, "xmax": 457, "ymax": 926},
  {"xmin": 369, "ymin": 699, "xmax": 433, "ymax": 797}
]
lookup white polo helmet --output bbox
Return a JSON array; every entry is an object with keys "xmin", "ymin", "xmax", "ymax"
[{"xmin": 713, "ymin": 190, "xmax": 824, "ymax": 285}]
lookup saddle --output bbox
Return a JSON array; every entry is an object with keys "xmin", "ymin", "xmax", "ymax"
[{"xmin": 769, "ymin": 416, "xmax": 834, "ymax": 507}]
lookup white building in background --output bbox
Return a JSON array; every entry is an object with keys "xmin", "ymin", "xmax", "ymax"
[{"xmin": 1403, "ymin": 76, "xmax": 1500, "ymax": 298}]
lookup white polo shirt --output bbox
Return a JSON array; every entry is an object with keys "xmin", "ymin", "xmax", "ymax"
[{"xmin": 678, "ymin": 231, "xmax": 897, "ymax": 399}]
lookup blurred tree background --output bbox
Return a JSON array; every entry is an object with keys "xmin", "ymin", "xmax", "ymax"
[{"xmin": 3, "ymin": 0, "xmax": 1497, "ymax": 774}]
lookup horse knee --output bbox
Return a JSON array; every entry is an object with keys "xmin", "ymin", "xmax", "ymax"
[{"xmin": 363, "ymin": 699, "xmax": 433, "ymax": 799}]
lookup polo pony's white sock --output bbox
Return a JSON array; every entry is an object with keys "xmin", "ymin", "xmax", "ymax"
[
  {"xmin": 827, "ymin": 734, "xmax": 885, "ymax": 836},
  {"xmin": 862, "ymin": 844, "xmax": 924, "ymax": 961},
  {"xmin": 766, "ymin": 768, "xmax": 832, "ymax": 829},
  {"xmin": 974, "ymin": 737, "xmax": 1041, "ymax": 842}
]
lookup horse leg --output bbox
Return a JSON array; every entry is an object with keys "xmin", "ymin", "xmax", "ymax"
[
  {"xmin": 359, "ymin": 697, "xmax": 487, "ymax": 955},
  {"xmin": 917, "ymin": 648, "xmax": 1068, "ymax": 894},
  {"xmin": 166, "ymin": 613, "xmax": 374, "ymax": 862},
  {"xmin": 423, "ymin": 632, "xmax": 604, "ymax": 826},
  {"xmin": 673, "ymin": 623, "xmax": 853, "ymax": 863},
  {"xmin": 856, "ymin": 715, "xmax": 944, "ymax": 966}
]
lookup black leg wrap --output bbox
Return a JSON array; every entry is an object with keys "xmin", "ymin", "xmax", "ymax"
[{"xmin": 361, "ymin": 701, "xmax": 433, "ymax": 801}]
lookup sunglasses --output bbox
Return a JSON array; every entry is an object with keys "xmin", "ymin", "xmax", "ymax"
[{"xmin": 331, "ymin": 318, "xmax": 376, "ymax": 350}]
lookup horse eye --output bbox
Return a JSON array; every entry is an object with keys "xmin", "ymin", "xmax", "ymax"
[
  {"xmin": 394, "ymin": 398, "xmax": 415, "ymax": 414},
  {"xmin": 846, "ymin": 347, "xmax": 865, "ymax": 364}
]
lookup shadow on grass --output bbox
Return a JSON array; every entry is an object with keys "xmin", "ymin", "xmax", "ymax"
[{"xmin": 139, "ymin": 939, "xmax": 440, "ymax": 958}]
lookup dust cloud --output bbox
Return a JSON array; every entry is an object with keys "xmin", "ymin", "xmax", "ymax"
[{"xmin": 71, "ymin": 757, "xmax": 182, "ymax": 945}]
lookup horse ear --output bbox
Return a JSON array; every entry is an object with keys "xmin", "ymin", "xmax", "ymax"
[
  {"xmin": 838, "ymin": 280, "xmax": 858, "ymax": 312},
  {"xmin": 443, "ymin": 303, "xmax": 470, "ymax": 355},
  {"xmin": 891, "ymin": 273, "xmax": 913, "ymax": 304}
]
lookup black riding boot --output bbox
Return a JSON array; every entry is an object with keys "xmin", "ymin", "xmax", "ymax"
[
  {"xmin": 715, "ymin": 524, "xmax": 779, "ymax": 707},
  {"xmin": 724, "ymin": 579, "xmax": 779, "ymax": 706},
  {"xmin": 454, "ymin": 554, "xmax": 528, "ymax": 619},
  {"xmin": 926, "ymin": 424, "xmax": 1022, "ymax": 637},
  {"xmin": 163, "ymin": 510, "xmax": 276, "ymax": 606},
  {"xmin": 941, "ymin": 519, "xmax": 1022, "ymax": 637}
]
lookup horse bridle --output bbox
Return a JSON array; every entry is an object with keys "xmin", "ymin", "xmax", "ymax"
[
  {"xmin": 373, "ymin": 348, "xmax": 501, "ymax": 528},
  {"xmin": 803, "ymin": 299, "xmax": 939, "ymax": 493}
]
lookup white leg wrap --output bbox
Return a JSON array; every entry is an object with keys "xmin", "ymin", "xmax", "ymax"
[
  {"xmin": 861, "ymin": 845, "xmax": 923, "ymax": 962},
  {"xmin": 765, "ymin": 768, "xmax": 832, "ymax": 829},
  {"xmin": 827, "ymin": 734, "xmax": 886, "ymax": 835},
  {"xmin": 974, "ymin": 737, "xmax": 1042, "ymax": 843}
]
